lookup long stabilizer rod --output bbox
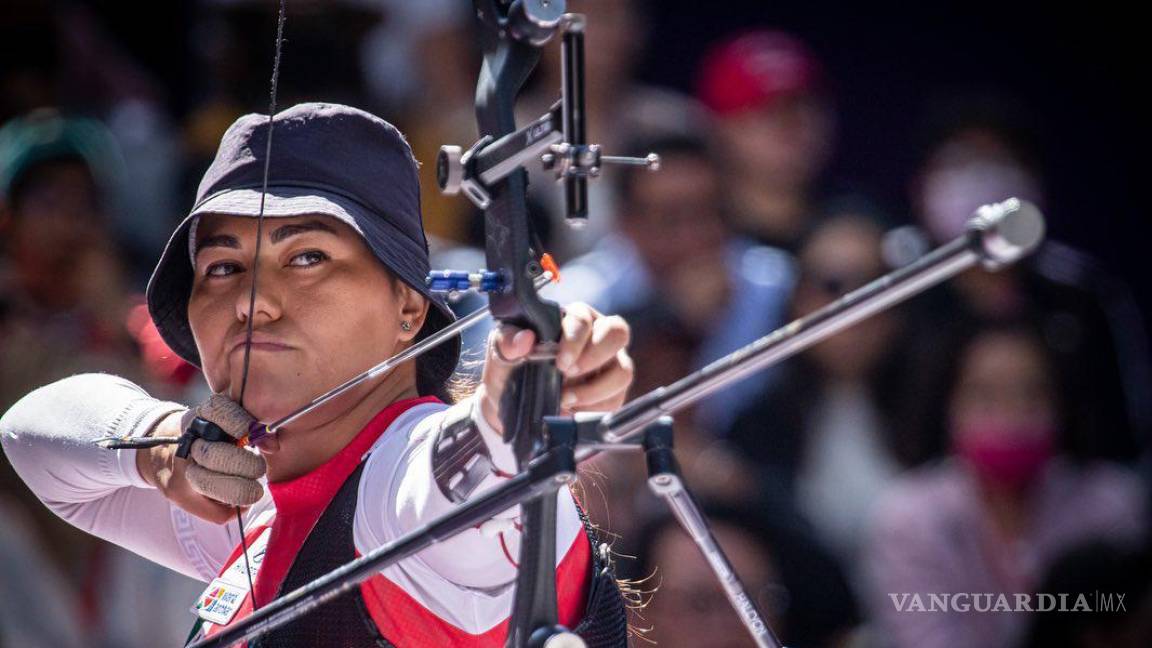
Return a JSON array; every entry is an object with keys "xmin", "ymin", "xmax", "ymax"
[{"xmin": 587, "ymin": 198, "xmax": 1045, "ymax": 451}]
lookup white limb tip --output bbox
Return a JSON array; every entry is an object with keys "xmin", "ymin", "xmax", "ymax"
[{"xmin": 968, "ymin": 197, "xmax": 1046, "ymax": 269}]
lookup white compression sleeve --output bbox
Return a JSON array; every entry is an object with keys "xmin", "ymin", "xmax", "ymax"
[{"xmin": 0, "ymin": 373, "xmax": 253, "ymax": 581}]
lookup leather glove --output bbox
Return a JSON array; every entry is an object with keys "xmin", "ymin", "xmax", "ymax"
[{"xmin": 180, "ymin": 394, "xmax": 266, "ymax": 506}]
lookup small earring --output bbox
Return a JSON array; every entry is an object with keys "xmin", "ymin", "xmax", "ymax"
[{"xmin": 400, "ymin": 321, "xmax": 412, "ymax": 332}]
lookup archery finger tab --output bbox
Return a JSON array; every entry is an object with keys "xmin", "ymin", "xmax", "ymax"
[
  {"xmin": 176, "ymin": 417, "xmax": 216, "ymax": 460},
  {"xmin": 190, "ymin": 438, "xmax": 267, "ymax": 479},
  {"xmin": 197, "ymin": 394, "xmax": 257, "ymax": 440},
  {"xmin": 186, "ymin": 464, "xmax": 265, "ymax": 507}
]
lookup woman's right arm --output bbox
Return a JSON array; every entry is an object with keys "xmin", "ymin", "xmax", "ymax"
[{"xmin": 0, "ymin": 373, "xmax": 246, "ymax": 582}]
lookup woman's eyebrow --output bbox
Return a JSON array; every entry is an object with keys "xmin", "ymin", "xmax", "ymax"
[
  {"xmin": 195, "ymin": 234, "xmax": 239, "ymax": 257},
  {"xmin": 269, "ymin": 219, "xmax": 338, "ymax": 244},
  {"xmin": 194, "ymin": 219, "xmax": 338, "ymax": 259}
]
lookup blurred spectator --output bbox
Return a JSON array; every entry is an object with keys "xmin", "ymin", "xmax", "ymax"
[
  {"xmin": 0, "ymin": 110, "xmax": 138, "ymax": 406},
  {"xmin": 524, "ymin": 0, "xmax": 708, "ymax": 259},
  {"xmin": 1024, "ymin": 540, "xmax": 1152, "ymax": 648},
  {"xmin": 636, "ymin": 503, "xmax": 859, "ymax": 648},
  {"xmin": 0, "ymin": 109, "xmax": 202, "ymax": 647},
  {"xmin": 906, "ymin": 109, "xmax": 1151, "ymax": 463},
  {"xmin": 561, "ymin": 127, "xmax": 794, "ymax": 554},
  {"xmin": 361, "ymin": 0, "xmax": 474, "ymax": 115},
  {"xmin": 727, "ymin": 211, "xmax": 908, "ymax": 568},
  {"xmin": 697, "ymin": 30, "xmax": 834, "ymax": 253},
  {"xmin": 864, "ymin": 322, "xmax": 1147, "ymax": 648},
  {"xmin": 364, "ymin": 0, "xmax": 481, "ymax": 244},
  {"xmin": 48, "ymin": 2, "xmax": 188, "ymax": 282},
  {"xmin": 557, "ymin": 126, "xmax": 794, "ymax": 568},
  {"xmin": 0, "ymin": 1, "xmax": 56, "ymax": 123},
  {"xmin": 0, "ymin": 495, "xmax": 84, "ymax": 647},
  {"xmin": 185, "ymin": 1, "xmax": 384, "ymax": 207},
  {"xmin": 0, "ymin": 491, "xmax": 211, "ymax": 648},
  {"xmin": 554, "ymin": 128, "xmax": 794, "ymax": 438}
]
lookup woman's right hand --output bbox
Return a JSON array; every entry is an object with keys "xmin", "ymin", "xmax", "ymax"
[{"xmin": 136, "ymin": 395, "xmax": 267, "ymax": 524}]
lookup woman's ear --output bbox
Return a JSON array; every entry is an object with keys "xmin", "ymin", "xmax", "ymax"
[{"xmin": 396, "ymin": 282, "xmax": 430, "ymax": 343}]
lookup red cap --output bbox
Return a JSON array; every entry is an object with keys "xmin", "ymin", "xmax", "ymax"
[{"xmin": 697, "ymin": 30, "xmax": 822, "ymax": 116}]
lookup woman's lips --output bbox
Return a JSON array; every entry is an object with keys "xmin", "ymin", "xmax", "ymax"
[
  {"xmin": 237, "ymin": 342, "xmax": 293, "ymax": 352},
  {"xmin": 229, "ymin": 334, "xmax": 293, "ymax": 354}
]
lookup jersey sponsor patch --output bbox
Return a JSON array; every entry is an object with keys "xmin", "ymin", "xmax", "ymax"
[
  {"xmin": 194, "ymin": 527, "xmax": 271, "ymax": 626},
  {"xmin": 195, "ymin": 581, "xmax": 248, "ymax": 626}
]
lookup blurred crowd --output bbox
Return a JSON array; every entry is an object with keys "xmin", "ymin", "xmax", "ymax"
[{"xmin": 1, "ymin": 1, "xmax": 1149, "ymax": 647}]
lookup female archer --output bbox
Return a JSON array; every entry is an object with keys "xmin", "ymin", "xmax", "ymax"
[{"xmin": 1, "ymin": 103, "xmax": 633, "ymax": 646}]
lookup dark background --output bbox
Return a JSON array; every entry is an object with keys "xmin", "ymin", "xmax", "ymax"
[
  {"xmin": 3, "ymin": 0, "xmax": 1147, "ymax": 330},
  {"xmin": 641, "ymin": 1, "xmax": 1146, "ymax": 313}
]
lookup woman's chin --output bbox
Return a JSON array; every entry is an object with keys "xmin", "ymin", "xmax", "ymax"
[{"xmin": 238, "ymin": 390, "xmax": 301, "ymax": 424}]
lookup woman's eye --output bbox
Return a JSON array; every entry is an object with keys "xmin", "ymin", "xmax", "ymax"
[
  {"xmin": 289, "ymin": 250, "xmax": 329, "ymax": 267},
  {"xmin": 205, "ymin": 262, "xmax": 241, "ymax": 277}
]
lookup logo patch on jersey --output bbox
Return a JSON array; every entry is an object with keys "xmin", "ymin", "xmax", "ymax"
[
  {"xmin": 194, "ymin": 526, "xmax": 271, "ymax": 626},
  {"xmin": 196, "ymin": 581, "xmax": 248, "ymax": 625}
]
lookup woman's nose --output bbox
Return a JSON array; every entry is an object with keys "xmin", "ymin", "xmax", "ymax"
[{"xmin": 234, "ymin": 262, "xmax": 284, "ymax": 326}]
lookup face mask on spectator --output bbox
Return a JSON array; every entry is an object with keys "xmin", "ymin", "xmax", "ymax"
[
  {"xmin": 955, "ymin": 425, "xmax": 1054, "ymax": 491},
  {"xmin": 921, "ymin": 160, "xmax": 1041, "ymax": 242}
]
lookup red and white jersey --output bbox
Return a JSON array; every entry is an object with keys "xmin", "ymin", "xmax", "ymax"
[
  {"xmin": 197, "ymin": 397, "xmax": 591, "ymax": 645},
  {"xmin": 0, "ymin": 376, "xmax": 595, "ymax": 647}
]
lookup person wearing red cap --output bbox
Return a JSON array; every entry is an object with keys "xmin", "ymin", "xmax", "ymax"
[{"xmin": 697, "ymin": 30, "xmax": 834, "ymax": 252}]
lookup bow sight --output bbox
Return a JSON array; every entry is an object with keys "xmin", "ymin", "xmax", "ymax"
[{"xmin": 435, "ymin": 6, "xmax": 659, "ymax": 222}]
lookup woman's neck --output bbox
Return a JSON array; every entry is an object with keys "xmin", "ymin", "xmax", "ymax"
[{"xmin": 262, "ymin": 366, "xmax": 419, "ymax": 482}]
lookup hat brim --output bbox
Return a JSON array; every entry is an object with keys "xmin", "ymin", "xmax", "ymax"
[{"xmin": 147, "ymin": 186, "xmax": 460, "ymax": 394}]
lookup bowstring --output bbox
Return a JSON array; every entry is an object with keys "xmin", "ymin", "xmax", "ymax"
[{"xmin": 235, "ymin": 0, "xmax": 288, "ymax": 612}]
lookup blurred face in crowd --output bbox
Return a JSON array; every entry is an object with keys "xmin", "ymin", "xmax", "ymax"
[
  {"xmin": 0, "ymin": 159, "xmax": 108, "ymax": 309},
  {"xmin": 620, "ymin": 151, "xmax": 727, "ymax": 272},
  {"xmin": 916, "ymin": 127, "xmax": 1042, "ymax": 317},
  {"xmin": 620, "ymin": 151, "xmax": 730, "ymax": 330},
  {"xmin": 647, "ymin": 522, "xmax": 783, "ymax": 648},
  {"xmin": 917, "ymin": 127, "xmax": 1043, "ymax": 243},
  {"xmin": 792, "ymin": 216, "xmax": 895, "ymax": 381},
  {"xmin": 188, "ymin": 213, "xmax": 427, "ymax": 429},
  {"xmin": 949, "ymin": 330, "xmax": 1058, "ymax": 492},
  {"xmin": 719, "ymin": 94, "xmax": 833, "ymax": 191}
]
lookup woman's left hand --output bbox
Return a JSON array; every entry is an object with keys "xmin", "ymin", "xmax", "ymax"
[{"xmin": 478, "ymin": 303, "xmax": 633, "ymax": 435}]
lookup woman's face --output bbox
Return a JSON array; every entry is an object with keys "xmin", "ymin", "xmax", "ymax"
[
  {"xmin": 793, "ymin": 217, "xmax": 896, "ymax": 380},
  {"xmin": 949, "ymin": 331, "xmax": 1056, "ymax": 445},
  {"xmin": 4, "ymin": 160, "xmax": 109, "ymax": 308},
  {"xmin": 646, "ymin": 522, "xmax": 783, "ymax": 648},
  {"xmin": 188, "ymin": 213, "xmax": 427, "ymax": 423}
]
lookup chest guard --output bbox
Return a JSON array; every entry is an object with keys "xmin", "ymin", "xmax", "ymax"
[{"xmin": 247, "ymin": 463, "xmax": 628, "ymax": 647}]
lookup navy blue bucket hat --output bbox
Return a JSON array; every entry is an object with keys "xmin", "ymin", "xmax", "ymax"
[{"xmin": 147, "ymin": 102, "xmax": 459, "ymax": 395}]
